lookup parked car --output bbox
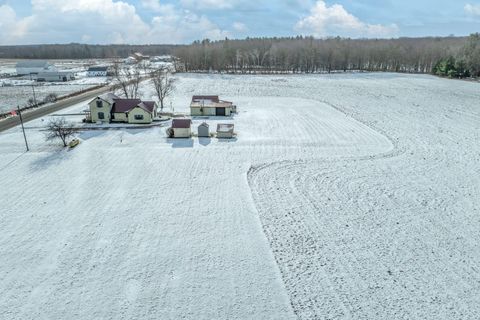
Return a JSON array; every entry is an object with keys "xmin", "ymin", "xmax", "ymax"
[{"xmin": 68, "ymin": 138, "xmax": 80, "ymax": 148}]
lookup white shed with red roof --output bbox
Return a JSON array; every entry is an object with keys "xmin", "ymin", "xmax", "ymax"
[{"xmin": 171, "ymin": 119, "xmax": 192, "ymax": 138}]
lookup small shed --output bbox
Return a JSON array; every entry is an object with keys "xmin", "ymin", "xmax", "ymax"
[
  {"xmin": 198, "ymin": 122, "xmax": 210, "ymax": 137},
  {"xmin": 217, "ymin": 124, "xmax": 235, "ymax": 139},
  {"xmin": 172, "ymin": 119, "xmax": 192, "ymax": 138}
]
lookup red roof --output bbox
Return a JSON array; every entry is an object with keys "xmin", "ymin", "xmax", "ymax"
[
  {"xmin": 192, "ymin": 95, "xmax": 219, "ymax": 103},
  {"xmin": 137, "ymin": 101, "xmax": 156, "ymax": 113},
  {"xmin": 112, "ymin": 99, "xmax": 141, "ymax": 113},
  {"xmin": 172, "ymin": 119, "xmax": 192, "ymax": 128},
  {"xmin": 112, "ymin": 99, "xmax": 156, "ymax": 113}
]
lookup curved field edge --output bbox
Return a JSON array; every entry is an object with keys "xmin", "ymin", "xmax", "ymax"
[
  {"xmin": 245, "ymin": 102, "xmax": 405, "ymax": 319},
  {"xmin": 246, "ymin": 92, "xmax": 480, "ymax": 319}
]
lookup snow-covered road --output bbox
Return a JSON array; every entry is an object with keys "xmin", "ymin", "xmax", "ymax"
[{"xmin": 1, "ymin": 73, "xmax": 479, "ymax": 319}]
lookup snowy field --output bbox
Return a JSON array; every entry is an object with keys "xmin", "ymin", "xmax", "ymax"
[
  {"xmin": 0, "ymin": 59, "xmax": 114, "ymax": 76},
  {"xmin": 0, "ymin": 84, "xmax": 102, "ymax": 113},
  {"xmin": 0, "ymin": 73, "xmax": 479, "ymax": 319},
  {"xmin": 0, "ymin": 59, "xmax": 115, "ymax": 113},
  {"xmin": 0, "ymin": 58, "xmax": 171, "ymax": 113}
]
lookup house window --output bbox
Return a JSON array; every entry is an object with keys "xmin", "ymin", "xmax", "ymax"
[
  {"xmin": 98, "ymin": 112, "xmax": 105, "ymax": 119},
  {"xmin": 96, "ymin": 100, "xmax": 103, "ymax": 108},
  {"xmin": 134, "ymin": 114, "xmax": 144, "ymax": 120}
]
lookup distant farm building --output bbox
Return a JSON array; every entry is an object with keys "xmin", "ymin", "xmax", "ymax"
[
  {"xmin": 87, "ymin": 93, "xmax": 157, "ymax": 124},
  {"xmin": 198, "ymin": 122, "xmax": 210, "ymax": 137},
  {"xmin": 16, "ymin": 60, "xmax": 57, "ymax": 75},
  {"xmin": 132, "ymin": 52, "xmax": 150, "ymax": 61},
  {"xmin": 217, "ymin": 124, "xmax": 235, "ymax": 139},
  {"xmin": 171, "ymin": 119, "xmax": 192, "ymax": 138},
  {"xmin": 190, "ymin": 96, "xmax": 236, "ymax": 117},
  {"xmin": 87, "ymin": 66, "xmax": 110, "ymax": 77},
  {"xmin": 125, "ymin": 53, "xmax": 150, "ymax": 64},
  {"xmin": 151, "ymin": 55, "xmax": 173, "ymax": 63},
  {"xmin": 124, "ymin": 57, "xmax": 138, "ymax": 65},
  {"xmin": 35, "ymin": 71, "xmax": 75, "ymax": 82}
]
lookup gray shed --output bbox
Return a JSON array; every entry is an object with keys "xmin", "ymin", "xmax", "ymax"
[{"xmin": 198, "ymin": 122, "xmax": 210, "ymax": 137}]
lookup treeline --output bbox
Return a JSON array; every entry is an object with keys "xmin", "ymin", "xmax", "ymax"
[
  {"xmin": 0, "ymin": 44, "xmax": 178, "ymax": 59},
  {"xmin": 174, "ymin": 35, "xmax": 480, "ymax": 76},
  {"xmin": 2, "ymin": 35, "xmax": 480, "ymax": 78},
  {"xmin": 433, "ymin": 34, "xmax": 480, "ymax": 78}
]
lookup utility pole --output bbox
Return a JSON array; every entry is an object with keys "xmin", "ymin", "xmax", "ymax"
[
  {"xmin": 29, "ymin": 73, "xmax": 38, "ymax": 107},
  {"xmin": 17, "ymin": 106, "xmax": 29, "ymax": 152}
]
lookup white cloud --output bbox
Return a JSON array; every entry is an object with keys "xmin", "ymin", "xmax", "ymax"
[
  {"xmin": 149, "ymin": 10, "xmax": 230, "ymax": 43},
  {"xmin": 0, "ymin": 5, "xmax": 34, "ymax": 45},
  {"xmin": 295, "ymin": 1, "xmax": 398, "ymax": 38},
  {"xmin": 180, "ymin": 0, "xmax": 234, "ymax": 10},
  {"xmin": 0, "ymin": 0, "xmax": 229, "ymax": 44},
  {"xmin": 141, "ymin": 0, "xmax": 175, "ymax": 13},
  {"xmin": 233, "ymin": 22, "xmax": 248, "ymax": 32},
  {"xmin": 465, "ymin": 3, "xmax": 480, "ymax": 16}
]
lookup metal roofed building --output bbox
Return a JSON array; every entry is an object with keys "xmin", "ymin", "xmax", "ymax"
[
  {"xmin": 190, "ymin": 95, "xmax": 236, "ymax": 117},
  {"xmin": 16, "ymin": 60, "xmax": 57, "ymax": 75}
]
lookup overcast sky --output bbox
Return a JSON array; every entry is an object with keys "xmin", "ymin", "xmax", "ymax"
[{"xmin": 1, "ymin": 0, "xmax": 480, "ymax": 45}]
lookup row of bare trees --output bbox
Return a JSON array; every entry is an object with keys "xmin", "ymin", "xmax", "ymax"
[
  {"xmin": 174, "ymin": 36, "xmax": 470, "ymax": 74},
  {"xmin": 111, "ymin": 61, "xmax": 142, "ymax": 99},
  {"xmin": 0, "ymin": 44, "xmax": 178, "ymax": 59},
  {"xmin": 110, "ymin": 61, "xmax": 175, "ymax": 110}
]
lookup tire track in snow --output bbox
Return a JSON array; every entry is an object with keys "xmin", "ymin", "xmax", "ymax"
[
  {"xmin": 247, "ymin": 97, "xmax": 480, "ymax": 319},
  {"xmin": 246, "ymin": 97, "xmax": 403, "ymax": 319}
]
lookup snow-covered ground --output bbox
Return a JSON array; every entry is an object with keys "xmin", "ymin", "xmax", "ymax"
[
  {"xmin": 0, "ymin": 58, "xmax": 173, "ymax": 113},
  {"xmin": 0, "ymin": 59, "xmax": 115, "ymax": 113},
  {"xmin": 0, "ymin": 73, "xmax": 479, "ymax": 319},
  {"xmin": 0, "ymin": 84, "xmax": 100, "ymax": 114},
  {"xmin": 0, "ymin": 60, "xmax": 17, "ymax": 76}
]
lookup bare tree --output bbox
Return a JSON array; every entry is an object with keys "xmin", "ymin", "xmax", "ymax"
[
  {"xmin": 112, "ymin": 61, "xmax": 142, "ymax": 98},
  {"xmin": 126, "ymin": 65, "xmax": 142, "ymax": 98},
  {"xmin": 112, "ymin": 60, "xmax": 128, "ymax": 97},
  {"xmin": 173, "ymin": 36, "xmax": 476, "ymax": 76},
  {"xmin": 45, "ymin": 118, "xmax": 76, "ymax": 147},
  {"xmin": 27, "ymin": 98, "xmax": 36, "ymax": 108},
  {"xmin": 152, "ymin": 66, "xmax": 176, "ymax": 111},
  {"xmin": 43, "ymin": 93, "xmax": 58, "ymax": 103},
  {"xmin": 139, "ymin": 60, "xmax": 151, "ymax": 76}
]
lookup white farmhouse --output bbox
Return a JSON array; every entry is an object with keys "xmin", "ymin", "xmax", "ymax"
[
  {"xmin": 87, "ymin": 66, "xmax": 109, "ymax": 77},
  {"xmin": 87, "ymin": 93, "xmax": 157, "ymax": 124}
]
